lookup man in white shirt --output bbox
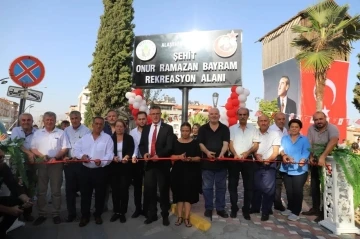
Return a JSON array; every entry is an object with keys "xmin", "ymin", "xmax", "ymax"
[
  {"xmin": 30, "ymin": 112, "xmax": 70, "ymax": 226},
  {"xmin": 63, "ymin": 111, "xmax": 91, "ymax": 222},
  {"xmin": 129, "ymin": 111, "xmax": 147, "ymax": 218},
  {"xmin": 74, "ymin": 116, "xmax": 114, "ymax": 228},
  {"xmin": 10, "ymin": 113, "xmax": 37, "ymax": 221},
  {"xmin": 251, "ymin": 115, "xmax": 280, "ymax": 221},
  {"xmin": 228, "ymin": 108, "xmax": 259, "ymax": 220},
  {"xmin": 269, "ymin": 112, "xmax": 288, "ymax": 212}
]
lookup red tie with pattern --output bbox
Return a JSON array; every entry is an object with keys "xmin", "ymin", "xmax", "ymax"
[{"xmin": 150, "ymin": 124, "xmax": 158, "ymax": 156}]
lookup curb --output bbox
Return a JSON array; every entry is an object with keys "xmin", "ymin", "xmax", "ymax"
[{"xmin": 171, "ymin": 204, "xmax": 211, "ymax": 232}]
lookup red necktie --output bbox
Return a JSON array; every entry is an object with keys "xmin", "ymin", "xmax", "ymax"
[{"xmin": 150, "ymin": 125, "xmax": 158, "ymax": 156}]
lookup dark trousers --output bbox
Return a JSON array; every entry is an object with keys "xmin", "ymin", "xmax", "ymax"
[
  {"xmin": 283, "ymin": 172, "xmax": 308, "ymax": 216},
  {"xmin": 0, "ymin": 196, "xmax": 21, "ymax": 238},
  {"xmin": 228, "ymin": 161, "xmax": 254, "ymax": 212},
  {"xmin": 310, "ymin": 166, "xmax": 321, "ymax": 211},
  {"xmin": 252, "ymin": 166, "xmax": 276, "ymax": 215},
  {"xmin": 143, "ymin": 166, "xmax": 170, "ymax": 219},
  {"xmin": 79, "ymin": 165, "xmax": 106, "ymax": 218},
  {"xmin": 23, "ymin": 165, "xmax": 37, "ymax": 217},
  {"xmin": 131, "ymin": 161, "xmax": 144, "ymax": 210},
  {"xmin": 64, "ymin": 163, "xmax": 81, "ymax": 217},
  {"xmin": 202, "ymin": 169, "xmax": 227, "ymax": 211},
  {"xmin": 110, "ymin": 165, "xmax": 131, "ymax": 214},
  {"xmin": 274, "ymin": 170, "xmax": 285, "ymax": 208}
]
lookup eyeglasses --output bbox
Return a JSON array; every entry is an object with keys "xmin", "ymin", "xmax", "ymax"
[{"xmin": 21, "ymin": 119, "xmax": 32, "ymax": 122}]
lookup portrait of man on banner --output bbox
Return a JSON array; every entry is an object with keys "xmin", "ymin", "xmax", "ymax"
[{"xmin": 277, "ymin": 76, "xmax": 297, "ymax": 118}]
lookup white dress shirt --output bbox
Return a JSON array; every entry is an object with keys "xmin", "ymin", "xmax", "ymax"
[
  {"xmin": 31, "ymin": 128, "xmax": 70, "ymax": 157},
  {"xmin": 269, "ymin": 124, "xmax": 288, "ymax": 138},
  {"xmin": 64, "ymin": 124, "xmax": 91, "ymax": 157},
  {"xmin": 229, "ymin": 123, "xmax": 259, "ymax": 156},
  {"xmin": 148, "ymin": 122, "xmax": 161, "ymax": 154},
  {"xmin": 117, "ymin": 142, "xmax": 123, "ymax": 160},
  {"xmin": 129, "ymin": 127, "xmax": 142, "ymax": 158},
  {"xmin": 74, "ymin": 131, "xmax": 114, "ymax": 168},
  {"xmin": 257, "ymin": 129, "xmax": 281, "ymax": 160},
  {"xmin": 11, "ymin": 126, "xmax": 37, "ymax": 150}
]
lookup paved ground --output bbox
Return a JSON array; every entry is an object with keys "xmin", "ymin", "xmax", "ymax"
[{"xmin": 6, "ymin": 178, "xmax": 360, "ymax": 239}]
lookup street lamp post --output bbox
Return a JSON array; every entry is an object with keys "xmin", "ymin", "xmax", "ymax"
[
  {"xmin": 0, "ymin": 77, "xmax": 9, "ymax": 85},
  {"xmin": 212, "ymin": 92, "xmax": 219, "ymax": 108}
]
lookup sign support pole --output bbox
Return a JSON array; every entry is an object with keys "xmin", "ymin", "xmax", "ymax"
[
  {"xmin": 17, "ymin": 88, "xmax": 27, "ymax": 126},
  {"xmin": 180, "ymin": 87, "xmax": 191, "ymax": 123}
]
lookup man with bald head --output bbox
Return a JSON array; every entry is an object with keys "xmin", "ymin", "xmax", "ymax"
[
  {"xmin": 251, "ymin": 115, "xmax": 280, "ymax": 221},
  {"xmin": 198, "ymin": 107, "xmax": 230, "ymax": 220},
  {"xmin": 302, "ymin": 111, "xmax": 338, "ymax": 222},
  {"xmin": 269, "ymin": 112, "xmax": 288, "ymax": 211}
]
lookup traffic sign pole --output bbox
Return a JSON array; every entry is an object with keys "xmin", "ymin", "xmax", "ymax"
[{"xmin": 17, "ymin": 88, "xmax": 28, "ymax": 126}]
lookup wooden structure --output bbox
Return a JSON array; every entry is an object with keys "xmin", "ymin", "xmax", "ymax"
[{"xmin": 257, "ymin": 0, "xmax": 347, "ymax": 70}]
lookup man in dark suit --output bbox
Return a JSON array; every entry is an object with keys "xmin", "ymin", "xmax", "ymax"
[
  {"xmin": 277, "ymin": 76, "xmax": 297, "ymax": 127},
  {"xmin": 139, "ymin": 105, "xmax": 174, "ymax": 226}
]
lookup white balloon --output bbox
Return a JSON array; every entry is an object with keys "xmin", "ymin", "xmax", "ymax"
[
  {"xmin": 141, "ymin": 99, "xmax": 147, "ymax": 106},
  {"xmin": 133, "ymin": 102, "xmax": 140, "ymax": 109},
  {"xmin": 125, "ymin": 92, "xmax": 132, "ymax": 99},
  {"xmin": 139, "ymin": 105, "xmax": 148, "ymax": 112},
  {"xmin": 130, "ymin": 92, "xmax": 136, "ymax": 98},
  {"xmin": 135, "ymin": 95, "xmax": 143, "ymax": 102},
  {"xmin": 243, "ymin": 88, "xmax": 250, "ymax": 96},
  {"xmin": 236, "ymin": 86, "xmax": 244, "ymax": 95},
  {"xmin": 128, "ymin": 97, "xmax": 135, "ymax": 104},
  {"xmin": 240, "ymin": 102, "xmax": 246, "ymax": 108},
  {"xmin": 238, "ymin": 94, "xmax": 247, "ymax": 102}
]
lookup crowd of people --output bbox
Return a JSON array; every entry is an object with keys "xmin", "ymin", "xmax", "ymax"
[{"xmin": 0, "ymin": 105, "xmax": 339, "ymax": 237}]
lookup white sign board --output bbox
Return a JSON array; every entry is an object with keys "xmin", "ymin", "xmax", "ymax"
[{"xmin": 7, "ymin": 86, "xmax": 43, "ymax": 102}]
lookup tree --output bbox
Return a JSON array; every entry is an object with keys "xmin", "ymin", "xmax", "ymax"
[
  {"xmin": 161, "ymin": 111, "xmax": 169, "ymax": 122},
  {"xmin": 143, "ymin": 89, "xmax": 163, "ymax": 106},
  {"xmin": 352, "ymin": 54, "xmax": 360, "ymax": 112},
  {"xmin": 84, "ymin": 103, "xmax": 93, "ymax": 128},
  {"xmin": 291, "ymin": 0, "xmax": 360, "ymax": 110},
  {"xmin": 257, "ymin": 99, "xmax": 279, "ymax": 123},
  {"xmin": 189, "ymin": 113, "xmax": 208, "ymax": 126},
  {"xmin": 85, "ymin": 0, "xmax": 135, "ymax": 124}
]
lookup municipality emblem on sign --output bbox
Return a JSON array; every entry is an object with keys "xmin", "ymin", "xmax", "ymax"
[
  {"xmin": 136, "ymin": 40, "xmax": 157, "ymax": 61},
  {"xmin": 213, "ymin": 30, "xmax": 238, "ymax": 58}
]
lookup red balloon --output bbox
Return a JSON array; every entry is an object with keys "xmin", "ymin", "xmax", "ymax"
[
  {"xmin": 129, "ymin": 104, "xmax": 134, "ymax": 111},
  {"xmin": 232, "ymin": 99, "xmax": 240, "ymax": 107},
  {"xmin": 226, "ymin": 109, "xmax": 236, "ymax": 118},
  {"xmin": 231, "ymin": 85, "xmax": 237, "ymax": 93},
  {"xmin": 230, "ymin": 92, "xmax": 238, "ymax": 99},
  {"xmin": 147, "ymin": 115, "xmax": 152, "ymax": 124},
  {"xmin": 132, "ymin": 89, "xmax": 143, "ymax": 96},
  {"xmin": 227, "ymin": 97, "xmax": 233, "ymax": 103},
  {"xmin": 132, "ymin": 109, "xmax": 139, "ymax": 116},
  {"xmin": 225, "ymin": 103, "xmax": 233, "ymax": 110},
  {"xmin": 228, "ymin": 117, "xmax": 238, "ymax": 126}
]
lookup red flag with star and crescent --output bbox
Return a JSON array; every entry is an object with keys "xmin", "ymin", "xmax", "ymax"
[{"xmin": 301, "ymin": 60, "xmax": 349, "ymax": 141}]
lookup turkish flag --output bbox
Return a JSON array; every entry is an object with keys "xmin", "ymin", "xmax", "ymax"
[{"xmin": 301, "ymin": 61, "xmax": 349, "ymax": 141}]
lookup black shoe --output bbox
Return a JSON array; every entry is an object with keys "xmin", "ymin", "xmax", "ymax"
[
  {"xmin": 204, "ymin": 209, "xmax": 212, "ymax": 220},
  {"xmin": 131, "ymin": 209, "xmax": 142, "ymax": 218},
  {"xmin": 302, "ymin": 208, "xmax": 319, "ymax": 216},
  {"xmin": 33, "ymin": 216, "xmax": 47, "ymax": 226},
  {"xmin": 249, "ymin": 209, "xmax": 260, "ymax": 214},
  {"xmin": 95, "ymin": 216, "xmax": 103, "ymax": 225},
  {"xmin": 274, "ymin": 205, "xmax": 286, "ymax": 211},
  {"xmin": 110, "ymin": 213, "xmax": 120, "ymax": 222},
  {"xmin": 314, "ymin": 212, "xmax": 324, "ymax": 223},
  {"xmin": 261, "ymin": 214, "xmax": 269, "ymax": 221},
  {"xmin": 162, "ymin": 216, "xmax": 170, "ymax": 226},
  {"xmin": 23, "ymin": 214, "xmax": 35, "ymax": 222},
  {"xmin": 242, "ymin": 211, "xmax": 251, "ymax": 220},
  {"xmin": 53, "ymin": 216, "xmax": 61, "ymax": 224},
  {"xmin": 119, "ymin": 214, "xmax": 126, "ymax": 223},
  {"xmin": 230, "ymin": 210, "xmax": 237, "ymax": 218},
  {"xmin": 216, "ymin": 210, "xmax": 229, "ymax": 218},
  {"xmin": 79, "ymin": 217, "xmax": 89, "ymax": 227},
  {"xmin": 65, "ymin": 214, "xmax": 76, "ymax": 223},
  {"xmin": 144, "ymin": 216, "xmax": 158, "ymax": 224}
]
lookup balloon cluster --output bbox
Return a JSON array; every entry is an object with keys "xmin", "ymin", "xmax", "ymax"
[
  {"xmin": 125, "ymin": 89, "xmax": 152, "ymax": 124},
  {"xmin": 220, "ymin": 85, "xmax": 250, "ymax": 127}
]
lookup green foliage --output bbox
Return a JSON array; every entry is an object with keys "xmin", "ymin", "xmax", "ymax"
[
  {"xmin": 84, "ymin": 103, "xmax": 93, "ymax": 128},
  {"xmin": 189, "ymin": 113, "xmax": 208, "ymax": 126},
  {"xmin": 161, "ymin": 111, "xmax": 169, "ymax": 122},
  {"xmin": 291, "ymin": 0, "xmax": 360, "ymax": 110},
  {"xmin": 352, "ymin": 54, "xmax": 360, "ymax": 112},
  {"xmin": 310, "ymin": 143, "xmax": 360, "ymax": 208},
  {"xmin": 85, "ymin": 0, "xmax": 135, "ymax": 124},
  {"xmin": 257, "ymin": 99, "xmax": 279, "ymax": 123}
]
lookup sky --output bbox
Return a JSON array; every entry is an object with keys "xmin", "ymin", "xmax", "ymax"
[{"xmin": 1, "ymin": 0, "xmax": 360, "ymax": 123}]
